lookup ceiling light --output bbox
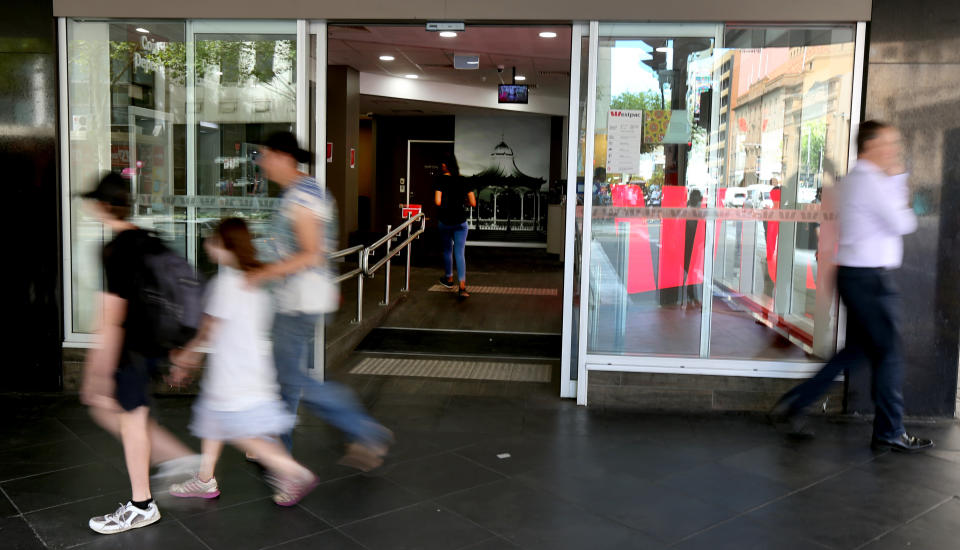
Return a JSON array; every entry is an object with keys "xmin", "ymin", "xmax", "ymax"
[
  {"xmin": 379, "ymin": 55, "xmax": 395, "ymax": 61},
  {"xmin": 404, "ymin": 74, "xmax": 419, "ymax": 79},
  {"xmin": 467, "ymin": 60, "xmax": 479, "ymax": 65},
  {"xmin": 539, "ymin": 31, "xmax": 557, "ymax": 38},
  {"xmin": 515, "ymin": 75, "xmax": 526, "ymax": 81},
  {"xmin": 656, "ymin": 47, "xmax": 671, "ymax": 53},
  {"xmin": 439, "ymin": 31, "xmax": 458, "ymax": 38},
  {"xmin": 136, "ymin": 27, "xmax": 150, "ymax": 33}
]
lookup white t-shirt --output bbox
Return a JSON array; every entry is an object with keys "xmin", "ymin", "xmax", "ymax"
[{"xmin": 201, "ymin": 267, "xmax": 280, "ymax": 412}]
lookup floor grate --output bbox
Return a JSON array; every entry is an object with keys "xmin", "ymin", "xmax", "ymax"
[
  {"xmin": 427, "ymin": 285, "xmax": 558, "ymax": 296},
  {"xmin": 349, "ymin": 357, "xmax": 552, "ymax": 382}
]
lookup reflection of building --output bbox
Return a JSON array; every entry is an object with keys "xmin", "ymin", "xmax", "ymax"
[
  {"xmin": 722, "ymin": 44, "xmax": 854, "ymax": 199},
  {"xmin": 467, "ymin": 140, "xmax": 547, "ymax": 234}
]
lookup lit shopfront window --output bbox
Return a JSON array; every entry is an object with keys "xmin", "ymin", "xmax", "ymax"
[
  {"xmin": 585, "ymin": 24, "xmax": 855, "ymax": 362},
  {"xmin": 66, "ymin": 19, "xmax": 296, "ymax": 335}
]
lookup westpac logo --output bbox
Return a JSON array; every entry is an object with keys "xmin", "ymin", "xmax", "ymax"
[{"xmin": 610, "ymin": 110, "xmax": 643, "ymax": 118}]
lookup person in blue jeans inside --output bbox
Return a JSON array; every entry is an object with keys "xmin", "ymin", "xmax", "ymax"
[
  {"xmin": 434, "ymin": 152, "xmax": 477, "ymax": 298},
  {"xmin": 248, "ymin": 131, "xmax": 392, "ymax": 471}
]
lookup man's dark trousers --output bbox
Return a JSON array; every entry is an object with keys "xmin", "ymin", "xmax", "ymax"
[{"xmin": 781, "ymin": 266, "xmax": 906, "ymax": 440}]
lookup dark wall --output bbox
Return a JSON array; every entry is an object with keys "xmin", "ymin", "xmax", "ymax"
[
  {"xmin": 326, "ymin": 65, "xmax": 360, "ymax": 249},
  {"xmin": 847, "ymin": 0, "xmax": 960, "ymax": 416},
  {"xmin": 0, "ymin": 3, "xmax": 62, "ymax": 390},
  {"xmin": 372, "ymin": 115, "xmax": 455, "ymax": 238}
]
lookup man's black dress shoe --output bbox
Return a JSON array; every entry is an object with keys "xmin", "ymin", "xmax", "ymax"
[
  {"xmin": 871, "ymin": 433, "xmax": 934, "ymax": 453},
  {"xmin": 768, "ymin": 401, "xmax": 815, "ymax": 439}
]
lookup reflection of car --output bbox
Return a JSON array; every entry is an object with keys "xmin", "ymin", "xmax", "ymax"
[
  {"xmin": 724, "ymin": 188, "xmax": 747, "ymax": 207},
  {"xmin": 644, "ymin": 184, "xmax": 662, "ymax": 207},
  {"xmin": 745, "ymin": 184, "xmax": 774, "ymax": 209}
]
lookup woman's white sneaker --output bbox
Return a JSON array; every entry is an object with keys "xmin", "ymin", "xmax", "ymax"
[
  {"xmin": 170, "ymin": 475, "xmax": 221, "ymax": 499},
  {"xmin": 89, "ymin": 501, "xmax": 161, "ymax": 535}
]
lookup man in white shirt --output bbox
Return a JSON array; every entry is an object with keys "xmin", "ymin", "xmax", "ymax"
[{"xmin": 771, "ymin": 121, "xmax": 933, "ymax": 453}]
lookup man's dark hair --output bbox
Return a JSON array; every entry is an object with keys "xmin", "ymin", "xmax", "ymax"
[{"xmin": 856, "ymin": 120, "xmax": 892, "ymax": 154}]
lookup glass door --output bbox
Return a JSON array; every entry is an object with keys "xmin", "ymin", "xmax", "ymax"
[
  {"xmin": 578, "ymin": 23, "xmax": 721, "ymax": 394},
  {"xmin": 187, "ymin": 20, "xmax": 299, "ymax": 277},
  {"xmin": 575, "ymin": 22, "xmax": 857, "ymax": 402}
]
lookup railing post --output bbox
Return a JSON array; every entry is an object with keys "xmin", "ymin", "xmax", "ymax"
[
  {"xmin": 380, "ymin": 224, "xmax": 392, "ymax": 306},
  {"xmin": 354, "ymin": 248, "xmax": 364, "ymax": 324},
  {"xmin": 402, "ymin": 220, "xmax": 412, "ymax": 292}
]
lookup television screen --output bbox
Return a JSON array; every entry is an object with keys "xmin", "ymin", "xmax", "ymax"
[{"xmin": 498, "ymin": 84, "xmax": 528, "ymax": 104}]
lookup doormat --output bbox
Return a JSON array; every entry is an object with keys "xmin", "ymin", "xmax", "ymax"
[
  {"xmin": 427, "ymin": 285, "xmax": 558, "ymax": 296},
  {"xmin": 349, "ymin": 357, "xmax": 552, "ymax": 382}
]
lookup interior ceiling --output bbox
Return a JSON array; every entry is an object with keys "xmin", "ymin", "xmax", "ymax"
[
  {"xmin": 328, "ymin": 24, "xmax": 572, "ymax": 99},
  {"xmin": 358, "ymin": 95, "xmax": 555, "ymax": 117}
]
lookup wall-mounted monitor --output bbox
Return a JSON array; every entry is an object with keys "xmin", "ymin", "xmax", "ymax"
[{"xmin": 498, "ymin": 84, "xmax": 528, "ymax": 104}]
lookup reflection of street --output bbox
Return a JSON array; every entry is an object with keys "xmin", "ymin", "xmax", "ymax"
[{"xmin": 588, "ymin": 213, "xmax": 819, "ymax": 358}]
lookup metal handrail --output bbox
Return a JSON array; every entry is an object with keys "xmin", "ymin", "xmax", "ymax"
[
  {"xmin": 328, "ymin": 212, "xmax": 426, "ymax": 323},
  {"xmin": 363, "ymin": 212, "xmax": 426, "ymax": 307},
  {"xmin": 365, "ymin": 214, "xmax": 426, "ymax": 274},
  {"xmin": 365, "ymin": 212, "xmax": 424, "ymax": 260}
]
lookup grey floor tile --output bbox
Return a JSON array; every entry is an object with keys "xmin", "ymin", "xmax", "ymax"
[
  {"xmin": 72, "ymin": 520, "xmax": 209, "ymax": 550},
  {"xmin": 720, "ymin": 443, "xmax": 849, "ymax": 488},
  {"xmin": 2, "ymin": 462, "xmax": 128, "ymax": 514},
  {"xmin": 0, "ymin": 516, "xmax": 46, "ymax": 550},
  {"xmin": 745, "ymin": 468, "xmax": 950, "ymax": 549},
  {"xmin": 298, "ymin": 474, "xmax": 423, "ymax": 526},
  {"xmin": 858, "ymin": 452, "xmax": 960, "ymax": 497},
  {"xmin": 22, "ymin": 491, "xmax": 141, "ymax": 549},
  {"xmin": 385, "ymin": 452, "xmax": 505, "ymax": 499},
  {"xmin": 340, "ymin": 502, "xmax": 493, "ymax": 550},
  {"xmin": 180, "ymin": 498, "xmax": 330, "ymax": 550},
  {"xmin": 458, "ymin": 536, "xmax": 524, "ymax": 549},
  {"xmin": 439, "ymin": 478, "xmax": 662, "ymax": 550},
  {"xmin": 657, "ymin": 461, "xmax": 794, "ymax": 513},
  {"xmin": 268, "ymin": 528, "xmax": 367, "ymax": 549},
  {"xmin": 670, "ymin": 515, "xmax": 831, "ymax": 550},
  {"xmin": 861, "ymin": 497, "xmax": 960, "ymax": 549}
]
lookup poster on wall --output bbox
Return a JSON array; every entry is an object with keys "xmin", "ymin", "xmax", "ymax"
[
  {"xmin": 454, "ymin": 114, "xmax": 551, "ymax": 243},
  {"xmin": 606, "ymin": 109, "xmax": 644, "ymax": 174}
]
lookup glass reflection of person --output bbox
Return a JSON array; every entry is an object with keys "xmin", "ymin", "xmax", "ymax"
[{"xmin": 683, "ymin": 189, "xmax": 703, "ymax": 309}]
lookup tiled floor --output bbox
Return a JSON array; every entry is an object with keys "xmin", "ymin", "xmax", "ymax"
[{"xmin": 2, "ymin": 390, "xmax": 960, "ymax": 550}]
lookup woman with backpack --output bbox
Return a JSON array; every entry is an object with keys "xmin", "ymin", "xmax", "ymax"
[
  {"xmin": 166, "ymin": 218, "xmax": 318, "ymax": 506},
  {"xmin": 81, "ymin": 172, "xmax": 200, "ymax": 535}
]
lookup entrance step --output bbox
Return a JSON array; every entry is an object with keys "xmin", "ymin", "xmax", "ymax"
[
  {"xmin": 349, "ymin": 356, "xmax": 552, "ymax": 383},
  {"xmin": 354, "ymin": 327, "xmax": 562, "ymax": 360}
]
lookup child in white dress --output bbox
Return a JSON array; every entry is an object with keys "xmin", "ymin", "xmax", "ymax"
[{"xmin": 168, "ymin": 217, "xmax": 317, "ymax": 506}]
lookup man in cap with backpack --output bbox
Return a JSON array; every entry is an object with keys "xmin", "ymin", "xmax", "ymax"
[{"xmin": 80, "ymin": 172, "xmax": 201, "ymax": 535}]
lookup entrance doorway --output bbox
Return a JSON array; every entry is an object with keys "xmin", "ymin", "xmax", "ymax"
[{"xmin": 322, "ymin": 23, "xmax": 572, "ymax": 394}]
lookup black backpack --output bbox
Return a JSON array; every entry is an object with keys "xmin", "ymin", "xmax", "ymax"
[{"xmin": 135, "ymin": 234, "xmax": 204, "ymax": 350}]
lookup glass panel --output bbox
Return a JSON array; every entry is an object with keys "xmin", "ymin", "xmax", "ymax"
[
  {"xmin": 570, "ymin": 33, "xmax": 588, "ymax": 379},
  {"xmin": 193, "ymin": 26, "xmax": 297, "ymax": 279},
  {"xmin": 586, "ymin": 29, "xmax": 716, "ymax": 356},
  {"xmin": 709, "ymin": 26, "xmax": 853, "ymax": 361},
  {"xmin": 67, "ymin": 20, "xmax": 187, "ymax": 333},
  {"xmin": 66, "ymin": 20, "xmax": 297, "ymax": 334}
]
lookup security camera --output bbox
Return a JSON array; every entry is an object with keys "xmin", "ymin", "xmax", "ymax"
[{"xmin": 497, "ymin": 65, "xmax": 504, "ymax": 73}]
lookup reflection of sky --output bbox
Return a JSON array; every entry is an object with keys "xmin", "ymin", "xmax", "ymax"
[{"xmin": 611, "ymin": 40, "xmax": 660, "ymax": 97}]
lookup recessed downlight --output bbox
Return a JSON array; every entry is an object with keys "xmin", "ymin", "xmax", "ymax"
[
  {"xmin": 539, "ymin": 31, "xmax": 557, "ymax": 38},
  {"xmin": 404, "ymin": 74, "xmax": 419, "ymax": 79},
  {"xmin": 136, "ymin": 27, "xmax": 150, "ymax": 33},
  {"xmin": 379, "ymin": 55, "xmax": 395, "ymax": 61},
  {"xmin": 439, "ymin": 31, "xmax": 458, "ymax": 38}
]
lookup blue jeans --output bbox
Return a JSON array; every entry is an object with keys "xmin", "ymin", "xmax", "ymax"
[
  {"xmin": 271, "ymin": 312, "xmax": 388, "ymax": 451},
  {"xmin": 780, "ymin": 267, "xmax": 906, "ymax": 441},
  {"xmin": 439, "ymin": 221, "xmax": 468, "ymax": 282}
]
